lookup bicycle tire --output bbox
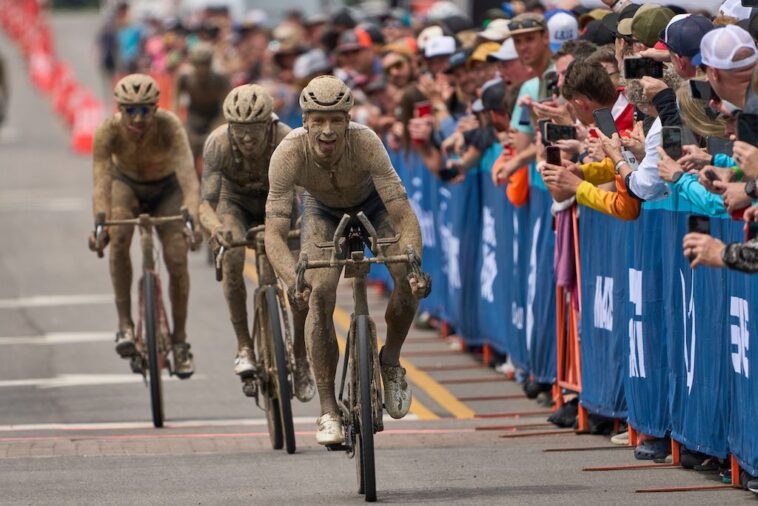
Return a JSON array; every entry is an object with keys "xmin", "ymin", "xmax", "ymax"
[
  {"xmin": 355, "ymin": 315, "xmax": 376, "ymax": 502},
  {"xmin": 266, "ymin": 288, "xmax": 296, "ymax": 454},
  {"xmin": 143, "ymin": 272, "xmax": 164, "ymax": 428},
  {"xmin": 255, "ymin": 296, "xmax": 283, "ymax": 450}
]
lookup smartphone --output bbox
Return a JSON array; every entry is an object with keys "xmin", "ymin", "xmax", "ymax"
[
  {"xmin": 742, "ymin": 0, "xmax": 758, "ymax": 7},
  {"xmin": 689, "ymin": 79, "xmax": 714, "ymax": 102},
  {"xmin": 688, "ymin": 215, "xmax": 711, "ymax": 235},
  {"xmin": 538, "ymin": 119, "xmax": 551, "ymax": 145},
  {"xmin": 624, "ymin": 57, "xmax": 664, "ymax": 79},
  {"xmin": 746, "ymin": 221, "xmax": 758, "ymax": 241},
  {"xmin": 661, "ymin": 126, "xmax": 682, "ymax": 160},
  {"xmin": 414, "ymin": 101, "xmax": 432, "ymax": 118},
  {"xmin": 706, "ymin": 136, "xmax": 733, "ymax": 157},
  {"xmin": 545, "ymin": 123, "xmax": 577, "ymax": 143},
  {"xmin": 546, "ymin": 146, "xmax": 562, "ymax": 166},
  {"xmin": 736, "ymin": 112, "xmax": 758, "ymax": 146},
  {"xmin": 703, "ymin": 169, "xmax": 719, "ymax": 182},
  {"xmin": 439, "ymin": 168, "xmax": 460, "ymax": 181},
  {"xmin": 593, "ymin": 108, "xmax": 618, "ymax": 138},
  {"xmin": 518, "ymin": 105, "xmax": 531, "ymax": 127},
  {"xmin": 541, "ymin": 70, "xmax": 559, "ymax": 101}
]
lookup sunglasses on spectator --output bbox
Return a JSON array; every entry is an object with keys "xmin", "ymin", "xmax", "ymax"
[
  {"xmin": 508, "ymin": 19, "xmax": 544, "ymax": 31},
  {"xmin": 384, "ymin": 61, "xmax": 406, "ymax": 72},
  {"xmin": 121, "ymin": 105, "xmax": 156, "ymax": 117}
]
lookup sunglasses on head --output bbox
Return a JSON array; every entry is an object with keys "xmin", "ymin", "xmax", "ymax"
[
  {"xmin": 121, "ymin": 105, "xmax": 155, "ymax": 117},
  {"xmin": 508, "ymin": 18, "xmax": 544, "ymax": 31}
]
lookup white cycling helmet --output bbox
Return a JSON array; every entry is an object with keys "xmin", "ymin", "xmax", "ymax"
[
  {"xmin": 114, "ymin": 74, "xmax": 160, "ymax": 105},
  {"xmin": 223, "ymin": 84, "xmax": 273, "ymax": 123},
  {"xmin": 299, "ymin": 75, "xmax": 354, "ymax": 113}
]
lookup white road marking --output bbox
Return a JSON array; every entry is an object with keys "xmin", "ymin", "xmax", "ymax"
[
  {"xmin": 0, "ymin": 294, "xmax": 112, "ymax": 309},
  {"xmin": 0, "ymin": 414, "xmax": 419, "ymax": 433},
  {"xmin": 0, "ymin": 373, "xmax": 204, "ymax": 389},
  {"xmin": 0, "ymin": 332, "xmax": 113, "ymax": 345}
]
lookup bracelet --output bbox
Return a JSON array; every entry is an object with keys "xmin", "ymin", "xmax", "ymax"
[
  {"xmin": 614, "ymin": 159, "xmax": 627, "ymax": 174},
  {"xmin": 733, "ymin": 165, "xmax": 744, "ymax": 182}
]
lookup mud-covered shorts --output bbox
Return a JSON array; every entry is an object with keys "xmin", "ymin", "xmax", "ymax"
[{"xmin": 111, "ymin": 167, "xmax": 183, "ymax": 217}]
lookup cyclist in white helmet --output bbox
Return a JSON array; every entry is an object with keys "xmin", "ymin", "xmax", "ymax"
[
  {"xmin": 89, "ymin": 73, "xmax": 201, "ymax": 378},
  {"xmin": 264, "ymin": 75, "xmax": 431, "ymax": 445},
  {"xmin": 198, "ymin": 84, "xmax": 315, "ymax": 401}
]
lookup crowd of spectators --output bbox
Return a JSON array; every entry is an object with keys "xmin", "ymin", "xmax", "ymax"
[{"xmin": 97, "ymin": 0, "xmax": 758, "ymax": 494}]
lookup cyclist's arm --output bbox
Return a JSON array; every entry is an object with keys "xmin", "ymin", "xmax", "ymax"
[
  {"xmin": 265, "ymin": 141, "xmax": 299, "ymax": 288},
  {"xmin": 365, "ymin": 131, "xmax": 423, "ymax": 257},
  {"xmin": 198, "ymin": 135, "xmax": 223, "ymax": 234},
  {"xmin": 167, "ymin": 113, "xmax": 200, "ymax": 218},
  {"xmin": 92, "ymin": 121, "xmax": 114, "ymax": 219}
]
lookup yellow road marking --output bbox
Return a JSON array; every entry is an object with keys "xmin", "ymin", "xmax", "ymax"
[{"xmin": 242, "ymin": 261, "xmax": 440, "ymax": 420}]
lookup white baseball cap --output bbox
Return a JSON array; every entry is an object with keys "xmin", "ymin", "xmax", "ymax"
[
  {"xmin": 417, "ymin": 25, "xmax": 445, "ymax": 52},
  {"xmin": 546, "ymin": 11, "xmax": 578, "ymax": 53},
  {"xmin": 700, "ymin": 25, "xmax": 758, "ymax": 71},
  {"xmin": 424, "ymin": 35, "xmax": 456, "ymax": 58},
  {"xmin": 487, "ymin": 38, "xmax": 518, "ymax": 62},
  {"xmin": 720, "ymin": 0, "xmax": 752, "ymax": 21},
  {"xmin": 478, "ymin": 18, "xmax": 511, "ymax": 42}
]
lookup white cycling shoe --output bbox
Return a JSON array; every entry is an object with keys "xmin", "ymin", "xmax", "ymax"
[
  {"xmin": 234, "ymin": 347, "xmax": 256, "ymax": 378},
  {"xmin": 316, "ymin": 413, "xmax": 344, "ymax": 445},
  {"xmin": 380, "ymin": 350, "xmax": 412, "ymax": 419}
]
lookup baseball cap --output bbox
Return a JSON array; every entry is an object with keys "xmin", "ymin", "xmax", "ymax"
[
  {"xmin": 481, "ymin": 78, "xmax": 506, "ymax": 112},
  {"xmin": 487, "ymin": 38, "xmax": 518, "ymax": 62},
  {"xmin": 662, "ymin": 15, "xmax": 714, "ymax": 64},
  {"xmin": 632, "ymin": 7, "xmax": 674, "ymax": 48},
  {"xmin": 472, "ymin": 98, "xmax": 484, "ymax": 113},
  {"xmin": 580, "ymin": 19, "xmax": 614, "ymax": 46},
  {"xmin": 383, "ymin": 37, "xmax": 417, "ymax": 58},
  {"xmin": 444, "ymin": 49, "xmax": 471, "ymax": 74},
  {"xmin": 611, "ymin": 3, "xmax": 641, "ymax": 36},
  {"xmin": 416, "ymin": 25, "xmax": 445, "ymax": 52},
  {"xmin": 700, "ymin": 25, "xmax": 758, "ymax": 71},
  {"xmin": 617, "ymin": 3, "xmax": 658, "ymax": 37},
  {"xmin": 720, "ymin": 0, "xmax": 752, "ymax": 21},
  {"xmin": 293, "ymin": 49, "xmax": 333, "ymax": 80},
  {"xmin": 507, "ymin": 13, "xmax": 547, "ymax": 36},
  {"xmin": 337, "ymin": 28, "xmax": 372, "ymax": 53},
  {"xmin": 546, "ymin": 10, "xmax": 578, "ymax": 53},
  {"xmin": 470, "ymin": 41, "xmax": 501, "ymax": 63},
  {"xmin": 425, "ymin": 35, "xmax": 457, "ymax": 58},
  {"xmin": 441, "ymin": 14, "xmax": 475, "ymax": 34},
  {"xmin": 478, "ymin": 18, "xmax": 511, "ymax": 42},
  {"xmin": 578, "ymin": 8, "xmax": 611, "ymax": 30}
]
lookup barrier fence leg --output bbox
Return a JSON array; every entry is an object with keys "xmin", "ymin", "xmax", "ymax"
[
  {"xmin": 576, "ymin": 404, "xmax": 589, "ymax": 433},
  {"xmin": 671, "ymin": 439, "xmax": 681, "ymax": 466},
  {"xmin": 629, "ymin": 426, "xmax": 638, "ymax": 447},
  {"xmin": 441, "ymin": 321, "xmax": 450, "ymax": 338},
  {"xmin": 483, "ymin": 343, "xmax": 492, "ymax": 367},
  {"xmin": 731, "ymin": 455, "xmax": 741, "ymax": 487}
]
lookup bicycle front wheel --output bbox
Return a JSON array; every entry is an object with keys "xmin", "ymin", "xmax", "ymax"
[
  {"xmin": 143, "ymin": 272, "xmax": 164, "ymax": 428},
  {"xmin": 355, "ymin": 315, "xmax": 376, "ymax": 502},
  {"xmin": 265, "ymin": 288, "xmax": 296, "ymax": 454}
]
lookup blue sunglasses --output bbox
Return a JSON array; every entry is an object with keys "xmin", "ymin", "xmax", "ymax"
[{"xmin": 122, "ymin": 105, "xmax": 155, "ymax": 117}]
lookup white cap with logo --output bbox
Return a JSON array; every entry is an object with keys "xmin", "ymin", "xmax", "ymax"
[
  {"xmin": 424, "ymin": 35, "xmax": 457, "ymax": 58},
  {"xmin": 700, "ymin": 25, "xmax": 758, "ymax": 71}
]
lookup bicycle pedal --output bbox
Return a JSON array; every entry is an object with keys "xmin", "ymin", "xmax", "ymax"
[{"xmin": 325, "ymin": 443, "xmax": 349, "ymax": 452}]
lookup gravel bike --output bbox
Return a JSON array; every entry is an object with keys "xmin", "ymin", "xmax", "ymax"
[
  {"xmin": 214, "ymin": 224, "xmax": 301, "ymax": 454},
  {"xmin": 94, "ymin": 208, "xmax": 196, "ymax": 428},
  {"xmin": 295, "ymin": 211, "xmax": 426, "ymax": 503}
]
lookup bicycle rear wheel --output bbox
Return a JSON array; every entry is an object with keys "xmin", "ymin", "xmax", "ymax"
[
  {"xmin": 265, "ymin": 288, "xmax": 296, "ymax": 454},
  {"xmin": 355, "ymin": 315, "xmax": 376, "ymax": 502},
  {"xmin": 143, "ymin": 272, "xmax": 164, "ymax": 428}
]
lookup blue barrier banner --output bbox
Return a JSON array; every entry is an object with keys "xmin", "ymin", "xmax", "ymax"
[
  {"xmin": 724, "ymin": 222, "xmax": 758, "ymax": 475},
  {"xmin": 509, "ymin": 202, "xmax": 531, "ymax": 371},
  {"xmin": 624, "ymin": 204, "xmax": 670, "ymax": 438},
  {"xmin": 526, "ymin": 170, "xmax": 556, "ymax": 383},
  {"xmin": 663, "ymin": 206, "xmax": 730, "ymax": 459},
  {"xmin": 578, "ymin": 208, "xmax": 629, "ymax": 418},
  {"xmin": 475, "ymin": 144, "xmax": 512, "ymax": 354}
]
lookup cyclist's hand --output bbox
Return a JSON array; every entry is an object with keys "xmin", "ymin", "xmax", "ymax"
[
  {"xmin": 88, "ymin": 228, "xmax": 110, "ymax": 256},
  {"xmin": 408, "ymin": 272, "xmax": 432, "ymax": 299},
  {"xmin": 289, "ymin": 283, "xmax": 311, "ymax": 310},
  {"xmin": 209, "ymin": 226, "xmax": 232, "ymax": 255},
  {"xmin": 185, "ymin": 225, "xmax": 202, "ymax": 251}
]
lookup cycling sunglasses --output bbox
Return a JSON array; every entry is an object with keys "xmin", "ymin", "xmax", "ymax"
[
  {"xmin": 229, "ymin": 122, "xmax": 268, "ymax": 137},
  {"xmin": 121, "ymin": 104, "xmax": 156, "ymax": 117}
]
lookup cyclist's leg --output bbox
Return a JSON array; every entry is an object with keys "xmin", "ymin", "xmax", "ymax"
[
  {"xmin": 109, "ymin": 178, "xmax": 138, "ymax": 336},
  {"xmin": 216, "ymin": 199, "xmax": 252, "ymax": 351},
  {"xmin": 301, "ymin": 203, "xmax": 342, "ymax": 416},
  {"xmin": 154, "ymin": 179, "xmax": 190, "ymax": 344}
]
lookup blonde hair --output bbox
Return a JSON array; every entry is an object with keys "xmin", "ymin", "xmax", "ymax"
[{"xmin": 675, "ymin": 83, "xmax": 727, "ymax": 138}]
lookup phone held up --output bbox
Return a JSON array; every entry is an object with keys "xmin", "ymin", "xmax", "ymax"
[
  {"xmin": 546, "ymin": 146, "xmax": 562, "ymax": 166},
  {"xmin": 661, "ymin": 126, "xmax": 682, "ymax": 160},
  {"xmin": 736, "ymin": 112, "xmax": 758, "ymax": 146},
  {"xmin": 592, "ymin": 108, "xmax": 618, "ymax": 139},
  {"xmin": 623, "ymin": 57, "xmax": 664, "ymax": 79}
]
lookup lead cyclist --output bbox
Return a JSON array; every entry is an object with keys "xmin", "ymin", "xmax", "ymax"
[{"xmin": 264, "ymin": 76, "xmax": 431, "ymax": 445}]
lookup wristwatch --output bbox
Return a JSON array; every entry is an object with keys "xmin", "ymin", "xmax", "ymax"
[
  {"xmin": 746, "ymin": 179, "xmax": 758, "ymax": 199},
  {"xmin": 670, "ymin": 171, "xmax": 684, "ymax": 183}
]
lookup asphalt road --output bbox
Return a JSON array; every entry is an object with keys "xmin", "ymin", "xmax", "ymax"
[{"xmin": 0, "ymin": 11, "xmax": 754, "ymax": 505}]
